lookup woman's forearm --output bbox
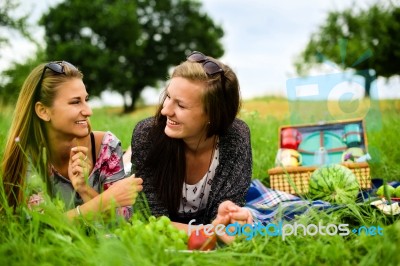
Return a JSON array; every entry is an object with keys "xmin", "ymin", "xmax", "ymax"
[
  {"xmin": 76, "ymin": 185, "xmax": 100, "ymax": 203},
  {"xmin": 66, "ymin": 190, "xmax": 112, "ymax": 220},
  {"xmin": 66, "ymin": 176, "xmax": 143, "ymax": 221}
]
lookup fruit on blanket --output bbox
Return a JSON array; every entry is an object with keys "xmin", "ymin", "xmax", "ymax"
[
  {"xmin": 394, "ymin": 186, "xmax": 400, "ymax": 198},
  {"xmin": 309, "ymin": 164, "xmax": 359, "ymax": 204},
  {"xmin": 187, "ymin": 228, "xmax": 217, "ymax": 251},
  {"xmin": 376, "ymin": 184, "xmax": 395, "ymax": 197}
]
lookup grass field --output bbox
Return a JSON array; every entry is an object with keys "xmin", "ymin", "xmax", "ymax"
[{"xmin": 1, "ymin": 97, "xmax": 399, "ymax": 265}]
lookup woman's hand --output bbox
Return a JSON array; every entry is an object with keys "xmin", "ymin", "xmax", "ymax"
[
  {"xmin": 227, "ymin": 205, "xmax": 253, "ymax": 226},
  {"xmin": 68, "ymin": 146, "xmax": 100, "ymax": 202},
  {"xmin": 213, "ymin": 200, "xmax": 253, "ymax": 226},
  {"xmin": 68, "ymin": 146, "xmax": 92, "ymax": 193},
  {"xmin": 103, "ymin": 175, "xmax": 143, "ymax": 207},
  {"xmin": 212, "ymin": 200, "xmax": 253, "ymax": 244}
]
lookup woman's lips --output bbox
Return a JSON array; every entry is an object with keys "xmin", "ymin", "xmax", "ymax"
[{"xmin": 167, "ymin": 118, "xmax": 179, "ymax": 126}]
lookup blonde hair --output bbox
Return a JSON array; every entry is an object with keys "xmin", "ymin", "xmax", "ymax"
[{"xmin": 1, "ymin": 62, "xmax": 84, "ymax": 210}]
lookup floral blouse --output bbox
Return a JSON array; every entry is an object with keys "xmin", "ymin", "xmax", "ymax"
[{"xmin": 27, "ymin": 131, "xmax": 132, "ymax": 220}]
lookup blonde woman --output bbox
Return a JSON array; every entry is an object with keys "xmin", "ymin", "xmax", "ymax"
[{"xmin": 1, "ymin": 61, "xmax": 142, "ymax": 220}]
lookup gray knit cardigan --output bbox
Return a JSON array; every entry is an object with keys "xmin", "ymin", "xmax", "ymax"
[{"xmin": 131, "ymin": 117, "xmax": 252, "ymax": 224}]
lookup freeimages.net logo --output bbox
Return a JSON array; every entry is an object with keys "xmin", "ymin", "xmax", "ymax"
[{"xmin": 188, "ymin": 219, "xmax": 383, "ymax": 241}]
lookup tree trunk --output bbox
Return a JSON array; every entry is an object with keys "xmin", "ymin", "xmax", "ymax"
[
  {"xmin": 364, "ymin": 74, "xmax": 372, "ymax": 98},
  {"xmin": 123, "ymin": 102, "xmax": 135, "ymax": 113},
  {"xmin": 123, "ymin": 96, "xmax": 129, "ymax": 113},
  {"xmin": 356, "ymin": 70, "xmax": 376, "ymax": 98},
  {"xmin": 123, "ymin": 86, "xmax": 142, "ymax": 113}
]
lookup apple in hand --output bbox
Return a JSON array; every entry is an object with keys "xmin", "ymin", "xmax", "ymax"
[{"xmin": 187, "ymin": 228, "xmax": 217, "ymax": 251}]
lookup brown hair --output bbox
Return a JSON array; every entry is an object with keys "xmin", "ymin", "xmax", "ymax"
[{"xmin": 145, "ymin": 54, "xmax": 241, "ymax": 214}]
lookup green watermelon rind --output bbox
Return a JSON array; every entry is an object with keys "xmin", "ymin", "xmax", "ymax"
[{"xmin": 309, "ymin": 164, "xmax": 359, "ymax": 204}]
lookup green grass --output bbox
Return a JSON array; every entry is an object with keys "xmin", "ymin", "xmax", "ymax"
[{"xmin": 1, "ymin": 98, "xmax": 400, "ymax": 265}]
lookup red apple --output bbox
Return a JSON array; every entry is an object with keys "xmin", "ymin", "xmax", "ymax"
[{"xmin": 187, "ymin": 228, "xmax": 217, "ymax": 251}]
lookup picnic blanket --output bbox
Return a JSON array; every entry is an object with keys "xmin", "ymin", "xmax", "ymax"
[{"xmin": 244, "ymin": 179, "xmax": 400, "ymax": 224}]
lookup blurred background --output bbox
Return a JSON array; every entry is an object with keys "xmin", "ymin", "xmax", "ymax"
[{"xmin": 1, "ymin": 0, "xmax": 399, "ymax": 112}]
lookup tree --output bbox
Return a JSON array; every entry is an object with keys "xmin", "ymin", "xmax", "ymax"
[
  {"xmin": 0, "ymin": 0, "xmax": 31, "ymax": 50},
  {"xmin": 0, "ymin": 0, "xmax": 35, "ymax": 103},
  {"xmin": 295, "ymin": 3, "xmax": 400, "ymax": 98},
  {"xmin": 41, "ymin": 0, "xmax": 224, "ymax": 112},
  {"xmin": 0, "ymin": 50, "xmax": 46, "ymax": 103}
]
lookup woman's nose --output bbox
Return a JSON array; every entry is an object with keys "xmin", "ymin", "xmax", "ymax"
[
  {"xmin": 161, "ymin": 99, "xmax": 173, "ymax": 116},
  {"xmin": 82, "ymin": 102, "xmax": 93, "ymax": 117}
]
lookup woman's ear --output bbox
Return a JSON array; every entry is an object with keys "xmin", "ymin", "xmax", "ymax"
[{"xmin": 35, "ymin": 102, "xmax": 50, "ymax": 122}]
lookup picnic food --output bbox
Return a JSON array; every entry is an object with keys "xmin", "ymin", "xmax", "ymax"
[
  {"xmin": 376, "ymin": 184, "xmax": 395, "ymax": 197},
  {"xmin": 394, "ymin": 186, "xmax": 400, "ymax": 198},
  {"xmin": 113, "ymin": 216, "xmax": 187, "ymax": 250},
  {"xmin": 309, "ymin": 164, "xmax": 359, "ymax": 204},
  {"xmin": 187, "ymin": 227, "xmax": 217, "ymax": 251}
]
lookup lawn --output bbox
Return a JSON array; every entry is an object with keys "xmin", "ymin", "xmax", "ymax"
[{"xmin": 0, "ymin": 97, "xmax": 399, "ymax": 265}]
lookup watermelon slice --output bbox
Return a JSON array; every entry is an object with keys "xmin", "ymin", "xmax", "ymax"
[{"xmin": 309, "ymin": 164, "xmax": 359, "ymax": 204}]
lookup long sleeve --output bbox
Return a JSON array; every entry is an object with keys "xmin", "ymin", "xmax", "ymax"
[
  {"xmin": 204, "ymin": 119, "xmax": 252, "ymax": 224},
  {"xmin": 130, "ymin": 118, "xmax": 252, "ymax": 224},
  {"xmin": 131, "ymin": 118, "xmax": 169, "ymax": 217}
]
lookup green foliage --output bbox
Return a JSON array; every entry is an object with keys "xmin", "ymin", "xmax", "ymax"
[
  {"xmin": 89, "ymin": 106, "xmax": 154, "ymax": 147},
  {"xmin": 41, "ymin": 0, "xmax": 224, "ymax": 112},
  {"xmin": 0, "ymin": 102, "xmax": 13, "ymax": 159},
  {"xmin": 241, "ymin": 110, "xmax": 282, "ymax": 185},
  {"xmin": 0, "ymin": 50, "xmax": 46, "ymax": 104},
  {"xmin": 295, "ymin": 2, "xmax": 400, "ymax": 97},
  {"xmin": 0, "ymin": 0, "xmax": 37, "ymax": 103},
  {"xmin": 0, "ymin": 0, "xmax": 31, "ymax": 48}
]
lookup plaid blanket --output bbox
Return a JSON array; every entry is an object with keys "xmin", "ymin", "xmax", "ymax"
[{"xmin": 244, "ymin": 179, "xmax": 400, "ymax": 224}]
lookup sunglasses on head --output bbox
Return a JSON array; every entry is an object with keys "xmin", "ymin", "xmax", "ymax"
[
  {"xmin": 34, "ymin": 61, "xmax": 78, "ymax": 101},
  {"xmin": 186, "ymin": 51, "xmax": 224, "ymax": 76}
]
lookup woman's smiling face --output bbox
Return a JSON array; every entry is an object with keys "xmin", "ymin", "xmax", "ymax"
[
  {"xmin": 161, "ymin": 77, "xmax": 209, "ymax": 142},
  {"xmin": 46, "ymin": 78, "xmax": 92, "ymax": 138}
]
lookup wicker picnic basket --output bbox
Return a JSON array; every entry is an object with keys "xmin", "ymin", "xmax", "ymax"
[
  {"xmin": 268, "ymin": 162, "xmax": 371, "ymax": 195},
  {"xmin": 268, "ymin": 118, "xmax": 371, "ymax": 195}
]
